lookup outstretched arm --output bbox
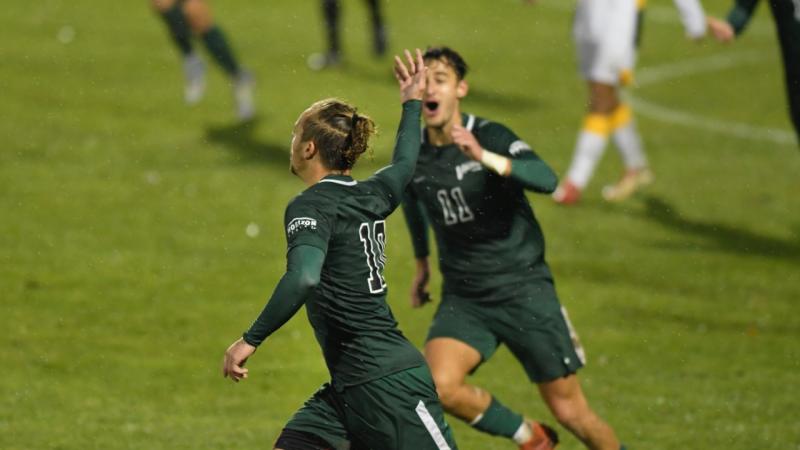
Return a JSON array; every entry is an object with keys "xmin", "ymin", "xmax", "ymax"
[
  {"xmin": 708, "ymin": 0, "xmax": 760, "ymax": 42},
  {"xmin": 222, "ymin": 245, "xmax": 325, "ymax": 382},
  {"xmin": 371, "ymin": 49, "xmax": 427, "ymax": 203}
]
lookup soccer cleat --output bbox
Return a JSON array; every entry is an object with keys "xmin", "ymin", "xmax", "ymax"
[
  {"xmin": 552, "ymin": 180, "xmax": 582, "ymax": 205},
  {"xmin": 601, "ymin": 168, "xmax": 654, "ymax": 202},
  {"xmin": 233, "ymin": 70, "xmax": 256, "ymax": 121},
  {"xmin": 519, "ymin": 421, "xmax": 559, "ymax": 450},
  {"xmin": 183, "ymin": 52, "xmax": 207, "ymax": 105},
  {"xmin": 307, "ymin": 51, "xmax": 342, "ymax": 71}
]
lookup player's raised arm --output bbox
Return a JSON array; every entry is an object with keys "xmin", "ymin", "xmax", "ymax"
[{"xmin": 371, "ymin": 49, "xmax": 427, "ymax": 202}]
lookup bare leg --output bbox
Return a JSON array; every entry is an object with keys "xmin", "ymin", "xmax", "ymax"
[
  {"xmin": 554, "ymin": 80, "xmax": 620, "ymax": 204},
  {"xmin": 425, "ymin": 337, "xmax": 490, "ymax": 420},
  {"xmin": 538, "ymin": 374, "xmax": 620, "ymax": 450}
]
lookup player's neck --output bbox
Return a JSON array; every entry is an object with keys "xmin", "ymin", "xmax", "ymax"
[
  {"xmin": 426, "ymin": 110, "xmax": 463, "ymax": 146},
  {"xmin": 298, "ymin": 163, "xmax": 351, "ymax": 186}
]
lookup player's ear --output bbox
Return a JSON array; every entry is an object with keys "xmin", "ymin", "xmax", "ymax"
[
  {"xmin": 456, "ymin": 79, "xmax": 469, "ymax": 99},
  {"xmin": 304, "ymin": 140, "xmax": 318, "ymax": 160}
]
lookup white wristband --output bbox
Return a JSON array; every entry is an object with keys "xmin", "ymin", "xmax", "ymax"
[{"xmin": 480, "ymin": 149, "xmax": 511, "ymax": 176}]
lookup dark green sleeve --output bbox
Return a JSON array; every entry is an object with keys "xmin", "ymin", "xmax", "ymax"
[
  {"xmin": 242, "ymin": 245, "xmax": 325, "ymax": 347},
  {"xmin": 481, "ymin": 122, "xmax": 558, "ymax": 194},
  {"xmin": 401, "ymin": 187, "xmax": 429, "ymax": 258},
  {"xmin": 508, "ymin": 154, "xmax": 559, "ymax": 194},
  {"xmin": 369, "ymin": 100, "xmax": 423, "ymax": 206},
  {"xmin": 726, "ymin": 0, "xmax": 761, "ymax": 35}
]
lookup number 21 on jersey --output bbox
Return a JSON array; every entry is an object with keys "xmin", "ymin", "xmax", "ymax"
[{"xmin": 359, "ymin": 220, "xmax": 387, "ymax": 293}]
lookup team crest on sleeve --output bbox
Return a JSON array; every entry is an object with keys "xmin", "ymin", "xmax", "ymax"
[
  {"xmin": 509, "ymin": 140, "xmax": 532, "ymax": 156},
  {"xmin": 287, "ymin": 217, "xmax": 318, "ymax": 237}
]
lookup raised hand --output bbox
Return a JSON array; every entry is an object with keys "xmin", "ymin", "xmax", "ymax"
[
  {"xmin": 451, "ymin": 124, "xmax": 484, "ymax": 161},
  {"xmin": 394, "ymin": 48, "xmax": 427, "ymax": 103}
]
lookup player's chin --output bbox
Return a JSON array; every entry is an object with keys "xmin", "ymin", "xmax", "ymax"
[{"xmin": 422, "ymin": 113, "xmax": 444, "ymax": 128}]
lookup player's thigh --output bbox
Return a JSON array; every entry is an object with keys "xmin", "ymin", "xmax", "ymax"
[
  {"xmin": 583, "ymin": 0, "xmax": 637, "ymax": 86},
  {"xmin": 280, "ymin": 384, "xmax": 351, "ymax": 450},
  {"xmin": 342, "ymin": 366, "xmax": 458, "ymax": 450},
  {"xmin": 496, "ymin": 280, "xmax": 585, "ymax": 383},
  {"xmin": 425, "ymin": 295, "xmax": 499, "ymax": 373},
  {"xmin": 424, "ymin": 338, "xmax": 482, "ymax": 389}
]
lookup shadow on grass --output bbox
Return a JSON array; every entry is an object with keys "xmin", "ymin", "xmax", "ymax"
[
  {"xmin": 205, "ymin": 117, "xmax": 288, "ymax": 165},
  {"xmin": 642, "ymin": 195, "xmax": 800, "ymax": 265}
]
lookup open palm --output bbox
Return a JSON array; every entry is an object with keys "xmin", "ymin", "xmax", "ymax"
[{"xmin": 394, "ymin": 48, "xmax": 427, "ymax": 103}]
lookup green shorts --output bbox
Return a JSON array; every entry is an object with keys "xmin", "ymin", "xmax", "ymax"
[
  {"xmin": 283, "ymin": 365, "xmax": 458, "ymax": 450},
  {"xmin": 427, "ymin": 278, "xmax": 584, "ymax": 383}
]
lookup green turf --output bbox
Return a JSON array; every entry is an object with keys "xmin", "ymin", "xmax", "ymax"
[{"xmin": 2, "ymin": 0, "xmax": 799, "ymax": 448}]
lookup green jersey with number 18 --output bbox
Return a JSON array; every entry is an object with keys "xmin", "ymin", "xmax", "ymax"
[
  {"xmin": 285, "ymin": 173, "xmax": 425, "ymax": 391},
  {"xmin": 404, "ymin": 113, "xmax": 553, "ymax": 300}
]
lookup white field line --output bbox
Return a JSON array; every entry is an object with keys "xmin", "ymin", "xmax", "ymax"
[
  {"xmin": 634, "ymin": 51, "xmax": 765, "ymax": 87},
  {"xmin": 629, "ymin": 52, "xmax": 796, "ymax": 145}
]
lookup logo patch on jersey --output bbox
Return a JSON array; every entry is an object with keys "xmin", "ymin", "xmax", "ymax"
[
  {"xmin": 455, "ymin": 161, "xmax": 482, "ymax": 180},
  {"xmin": 287, "ymin": 217, "xmax": 317, "ymax": 237},
  {"xmin": 509, "ymin": 140, "xmax": 532, "ymax": 157}
]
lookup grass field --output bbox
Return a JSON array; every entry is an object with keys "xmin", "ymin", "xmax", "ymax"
[{"xmin": 2, "ymin": 0, "xmax": 799, "ymax": 448}]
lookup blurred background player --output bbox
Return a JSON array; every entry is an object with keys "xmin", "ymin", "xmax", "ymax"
[
  {"xmin": 307, "ymin": 0, "xmax": 388, "ymax": 70},
  {"xmin": 403, "ymin": 46, "xmax": 624, "ymax": 450},
  {"xmin": 151, "ymin": 0, "xmax": 255, "ymax": 120},
  {"xmin": 552, "ymin": 0, "xmax": 708, "ymax": 204},
  {"xmin": 707, "ymin": 0, "xmax": 800, "ymax": 145}
]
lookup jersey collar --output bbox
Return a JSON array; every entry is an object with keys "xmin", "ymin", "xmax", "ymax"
[{"xmin": 319, "ymin": 174, "xmax": 357, "ymax": 186}]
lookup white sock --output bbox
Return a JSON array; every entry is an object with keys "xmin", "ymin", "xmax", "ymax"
[
  {"xmin": 512, "ymin": 421, "xmax": 533, "ymax": 445},
  {"xmin": 566, "ymin": 129, "xmax": 608, "ymax": 189},
  {"xmin": 613, "ymin": 122, "xmax": 647, "ymax": 170}
]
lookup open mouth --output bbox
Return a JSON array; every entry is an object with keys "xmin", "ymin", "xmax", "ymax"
[{"xmin": 424, "ymin": 101, "xmax": 439, "ymax": 112}]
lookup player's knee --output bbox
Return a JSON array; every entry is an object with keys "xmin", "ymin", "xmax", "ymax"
[
  {"xmin": 182, "ymin": 0, "xmax": 214, "ymax": 33},
  {"xmin": 549, "ymin": 400, "xmax": 589, "ymax": 430},
  {"xmin": 429, "ymin": 371, "xmax": 461, "ymax": 407}
]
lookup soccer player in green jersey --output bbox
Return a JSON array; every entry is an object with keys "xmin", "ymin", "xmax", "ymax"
[
  {"xmin": 222, "ymin": 49, "xmax": 458, "ymax": 450},
  {"xmin": 151, "ymin": 0, "xmax": 254, "ymax": 120},
  {"xmin": 402, "ymin": 47, "xmax": 624, "ymax": 450},
  {"xmin": 708, "ymin": 0, "xmax": 800, "ymax": 144}
]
